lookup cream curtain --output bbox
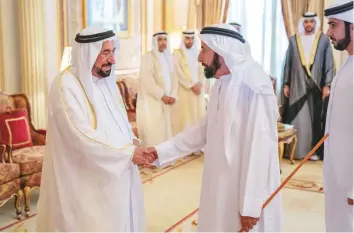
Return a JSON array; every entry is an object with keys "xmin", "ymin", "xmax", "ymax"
[
  {"xmin": 308, "ymin": 0, "xmax": 324, "ymax": 28},
  {"xmin": 201, "ymin": 0, "xmax": 224, "ymax": 27},
  {"xmin": 187, "ymin": 0, "xmax": 228, "ymax": 30}
]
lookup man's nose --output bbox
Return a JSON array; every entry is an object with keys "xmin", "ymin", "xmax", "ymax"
[
  {"xmin": 198, "ymin": 52, "xmax": 202, "ymax": 62},
  {"xmin": 326, "ymin": 28, "xmax": 331, "ymax": 36},
  {"xmin": 108, "ymin": 56, "xmax": 116, "ymax": 65}
]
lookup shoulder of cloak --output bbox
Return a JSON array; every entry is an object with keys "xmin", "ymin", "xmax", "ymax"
[
  {"xmin": 173, "ymin": 48, "xmax": 182, "ymax": 55},
  {"xmin": 289, "ymin": 35, "xmax": 297, "ymax": 46},
  {"xmin": 242, "ymin": 67, "xmax": 275, "ymax": 96},
  {"xmin": 319, "ymin": 33, "xmax": 331, "ymax": 45},
  {"xmin": 58, "ymin": 71, "xmax": 82, "ymax": 90},
  {"xmin": 141, "ymin": 51, "xmax": 156, "ymax": 63}
]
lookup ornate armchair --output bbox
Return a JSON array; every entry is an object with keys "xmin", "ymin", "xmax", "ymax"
[
  {"xmin": 0, "ymin": 144, "xmax": 23, "ymax": 219},
  {"xmin": 269, "ymin": 76, "xmax": 297, "ymax": 167},
  {"xmin": 0, "ymin": 93, "xmax": 45, "ymax": 216},
  {"xmin": 117, "ymin": 79, "xmax": 138, "ymax": 137}
]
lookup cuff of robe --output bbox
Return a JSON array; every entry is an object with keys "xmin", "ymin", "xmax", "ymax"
[
  {"xmin": 188, "ymin": 81, "xmax": 199, "ymax": 89},
  {"xmin": 154, "ymin": 143, "xmax": 176, "ymax": 168},
  {"xmin": 347, "ymin": 189, "xmax": 353, "ymax": 199},
  {"xmin": 240, "ymin": 196, "xmax": 264, "ymax": 218}
]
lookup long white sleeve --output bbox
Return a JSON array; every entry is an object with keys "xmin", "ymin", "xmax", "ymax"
[
  {"xmin": 154, "ymin": 115, "xmax": 208, "ymax": 167},
  {"xmin": 239, "ymin": 93, "xmax": 279, "ymax": 218}
]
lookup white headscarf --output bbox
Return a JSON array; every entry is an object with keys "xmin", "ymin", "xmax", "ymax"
[
  {"xmin": 152, "ymin": 31, "xmax": 173, "ymax": 73},
  {"xmin": 180, "ymin": 29, "xmax": 200, "ymax": 57},
  {"xmin": 325, "ymin": 0, "xmax": 353, "ymax": 23},
  {"xmin": 298, "ymin": 12, "xmax": 321, "ymax": 35},
  {"xmin": 180, "ymin": 30, "xmax": 200, "ymax": 81},
  {"xmin": 199, "ymin": 24, "xmax": 278, "ymax": 165},
  {"xmin": 229, "ymin": 22, "xmax": 242, "ymax": 35},
  {"xmin": 69, "ymin": 26, "xmax": 123, "ymax": 120}
]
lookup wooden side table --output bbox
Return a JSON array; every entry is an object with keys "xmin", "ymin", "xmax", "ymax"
[{"xmin": 278, "ymin": 123, "xmax": 297, "ymax": 165}]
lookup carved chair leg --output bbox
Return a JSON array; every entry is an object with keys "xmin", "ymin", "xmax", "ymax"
[
  {"xmin": 278, "ymin": 142, "xmax": 284, "ymax": 168},
  {"xmin": 289, "ymin": 136, "xmax": 297, "ymax": 164},
  {"xmin": 14, "ymin": 190, "xmax": 24, "ymax": 219},
  {"xmin": 24, "ymin": 187, "xmax": 31, "ymax": 216}
]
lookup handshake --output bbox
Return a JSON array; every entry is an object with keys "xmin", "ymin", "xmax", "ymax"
[{"xmin": 132, "ymin": 146, "xmax": 158, "ymax": 168}]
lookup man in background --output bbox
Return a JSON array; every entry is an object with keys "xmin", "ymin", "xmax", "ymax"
[
  {"xmin": 323, "ymin": 0, "xmax": 353, "ymax": 231},
  {"xmin": 281, "ymin": 12, "xmax": 335, "ymax": 160},
  {"xmin": 136, "ymin": 32, "xmax": 178, "ymax": 147},
  {"xmin": 172, "ymin": 30, "xmax": 206, "ymax": 146}
]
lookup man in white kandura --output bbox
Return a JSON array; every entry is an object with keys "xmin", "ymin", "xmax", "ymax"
[
  {"xmin": 323, "ymin": 0, "xmax": 353, "ymax": 231},
  {"xmin": 36, "ymin": 27, "xmax": 152, "ymax": 231},
  {"xmin": 136, "ymin": 31, "xmax": 178, "ymax": 147},
  {"xmin": 172, "ymin": 30, "xmax": 206, "ymax": 138},
  {"xmin": 148, "ymin": 24, "xmax": 282, "ymax": 232}
]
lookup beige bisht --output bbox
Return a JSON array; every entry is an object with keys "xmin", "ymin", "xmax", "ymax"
[
  {"xmin": 136, "ymin": 31, "xmax": 178, "ymax": 147},
  {"xmin": 172, "ymin": 29, "xmax": 206, "ymax": 135}
]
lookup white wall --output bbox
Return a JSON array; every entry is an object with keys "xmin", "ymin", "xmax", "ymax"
[
  {"xmin": 65, "ymin": 0, "xmax": 142, "ymax": 70},
  {"xmin": 0, "ymin": 0, "xmax": 21, "ymax": 93}
]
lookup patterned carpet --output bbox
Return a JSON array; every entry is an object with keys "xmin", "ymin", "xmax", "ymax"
[
  {"xmin": 0, "ymin": 155, "xmax": 201, "ymax": 232},
  {"xmin": 164, "ymin": 160, "xmax": 324, "ymax": 232},
  {"xmin": 1, "ymin": 157, "xmax": 325, "ymax": 232}
]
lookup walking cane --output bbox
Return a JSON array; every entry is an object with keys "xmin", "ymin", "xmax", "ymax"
[{"xmin": 239, "ymin": 133, "xmax": 329, "ymax": 232}]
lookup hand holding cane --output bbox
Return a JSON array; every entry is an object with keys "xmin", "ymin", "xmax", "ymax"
[{"xmin": 239, "ymin": 133, "xmax": 329, "ymax": 232}]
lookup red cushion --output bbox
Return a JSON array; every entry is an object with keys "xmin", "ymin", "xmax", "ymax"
[{"xmin": 0, "ymin": 109, "xmax": 32, "ymax": 149}]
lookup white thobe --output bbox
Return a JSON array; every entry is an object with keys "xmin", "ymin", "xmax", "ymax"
[
  {"xmin": 154, "ymin": 74, "xmax": 282, "ymax": 232},
  {"xmin": 301, "ymin": 34, "xmax": 316, "ymax": 63},
  {"xmin": 158, "ymin": 53, "xmax": 172, "ymax": 95},
  {"xmin": 185, "ymin": 49, "xmax": 199, "ymax": 84},
  {"xmin": 136, "ymin": 51, "xmax": 178, "ymax": 147},
  {"xmin": 323, "ymin": 55, "xmax": 353, "ymax": 232},
  {"xmin": 36, "ymin": 71, "xmax": 145, "ymax": 232}
]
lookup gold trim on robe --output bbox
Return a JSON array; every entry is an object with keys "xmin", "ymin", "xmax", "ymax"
[
  {"xmin": 174, "ymin": 48, "xmax": 204, "ymax": 86},
  {"xmin": 295, "ymin": 31, "xmax": 322, "ymax": 89},
  {"xmin": 58, "ymin": 69, "xmax": 132, "ymax": 150},
  {"xmin": 175, "ymin": 49, "xmax": 193, "ymax": 84}
]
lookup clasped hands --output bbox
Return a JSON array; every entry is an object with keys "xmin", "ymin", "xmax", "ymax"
[
  {"xmin": 132, "ymin": 144, "xmax": 158, "ymax": 168},
  {"xmin": 191, "ymin": 82, "xmax": 202, "ymax": 95},
  {"xmin": 162, "ymin": 95, "xmax": 176, "ymax": 105}
]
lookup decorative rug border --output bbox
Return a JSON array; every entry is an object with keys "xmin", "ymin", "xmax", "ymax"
[
  {"xmin": 164, "ymin": 178, "xmax": 323, "ymax": 232},
  {"xmin": 0, "ymin": 155, "xmax": 201, "ymax": 232}
]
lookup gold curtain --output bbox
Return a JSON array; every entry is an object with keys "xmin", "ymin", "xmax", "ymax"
[
  {"xmin": 308, "ymin": 0, "xmax": 325, "ymax": 30},
  {"xmin": 281, "ymin": 0, "xmax": 325, "ymax": 37},
  {"xmin": 0, "ymin": 6, "xmax": 4, "ymax": 91},
  {"xmin": 18, "ymin": 0, "xmax": 47, "ymax": 128},
  {"xmin": 187, "ymin": 0, "xmax": 228, "ymax": 29},
  {"xmin": 201, "ymin": 0, "xmax": 224, "ymax": 27},
  {"xmin": 222, "ymin": 0, "xmax": 230, "ymax": 23}
]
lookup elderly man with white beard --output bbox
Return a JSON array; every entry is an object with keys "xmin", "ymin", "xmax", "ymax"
[
  {"xmin": 36, "ymin": 27, "xmax": 153, "ymax": 232},
  {"xmin": 147, "ymin": 24, "xmax": 282, "ymax": 232}
]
